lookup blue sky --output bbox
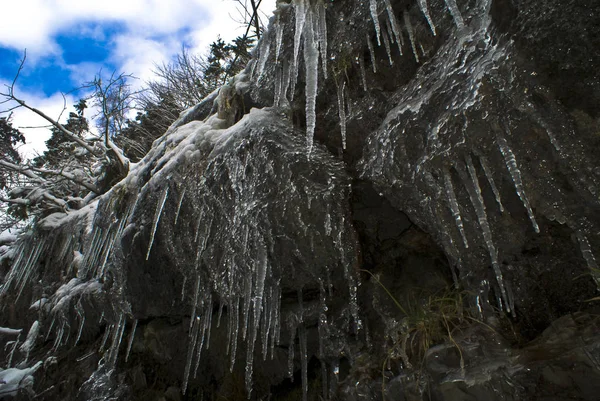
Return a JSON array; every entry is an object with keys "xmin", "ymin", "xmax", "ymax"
[{"xmin": 0, "ymin": 0, "xmax": 276, "ymax": 156}]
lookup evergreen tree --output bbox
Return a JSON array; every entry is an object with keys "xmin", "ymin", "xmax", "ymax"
[{"xmin": 0, "ymin": 116, "xmax": 25, "ymax": 191}]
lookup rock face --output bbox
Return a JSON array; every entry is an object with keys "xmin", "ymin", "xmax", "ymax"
[{"xmin": 1, "ymin": 0, "xmax": 600, "ymax": 400}]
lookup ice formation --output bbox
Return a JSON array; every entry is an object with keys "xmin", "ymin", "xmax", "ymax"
[{"xmin": 1, "ymin": 0, "xmax": 599, "ymax": 400}]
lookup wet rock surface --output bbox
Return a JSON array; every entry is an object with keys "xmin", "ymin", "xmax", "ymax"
[{"xmin": 1, "ymin": 0, "xmax": 600, "ymax": 400}]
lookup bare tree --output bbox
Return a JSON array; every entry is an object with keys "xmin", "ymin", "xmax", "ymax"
[{"xmin": 231, "ymin": 0, "xmax": 267, "ymax": 40}]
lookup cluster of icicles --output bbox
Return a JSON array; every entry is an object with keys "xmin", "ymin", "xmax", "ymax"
[
  {"xmin": 252, "ymin": 0, "xmax": 461, "ymax": 153},
  {"xmin": 4, "ymin": 0, "xmax": 600, "ymax": 400}
]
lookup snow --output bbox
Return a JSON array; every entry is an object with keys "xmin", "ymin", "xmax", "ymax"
[
  {"xmin": 20, "ymin": 321, "xmax": 40, "ymax": 356},
  {"xmin": 0, "ymin": 361, "xmax": 42, "ymax": 397},
  {"xmin": 0, "ymin": 327, "xmax": 22, "ymax": 336},
  {"xmin": 0, "ymin": 229, "xmax": 19, "ymax": 245}
]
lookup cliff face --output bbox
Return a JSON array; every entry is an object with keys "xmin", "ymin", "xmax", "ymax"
[{"xmin": 2, "ymin": 0, "xmax": 600, "ymax": 400}]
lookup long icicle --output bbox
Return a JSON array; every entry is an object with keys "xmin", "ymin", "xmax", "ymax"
[
  {"xmin": 444, "ymin": 0, "xmax": 465, "ymax": 30},
  {"xmin": 304, "ymin": 4, "xmax": 319, "ymax": 154},
  {"xmin": 444, "ymin": 168, "xmax": 469, "ymax": 248},
  {"xmin": 383, "ymin": 0, "xmax": 404, "ymax": 55},
  {"xmin": 403, "ymin": 12, "xmax": 420, "ymax": 63},
  {"xmin": 497, "ymin": 135, "xmax": 540, "ymax": 233},
  {"xmin": 461, "ymin": 156, "xmax": 509, "ymax": 312},
  {"xmin": 369, "ymin": 0, "xmax": 382, "ymax": 45},
  {"xmin": 337, "ymin": 80, "xmax": 347, "ymax": 150},
  {"xmin": 417, "ymin": 0, "xmax": 437, "ymax": 35},
  {"xmin": 478, "ymin": 155, "xmax": 504, "ymax": 213},
  {"xmin": 146, "ymin": 187, "xmax": 169, "ymax": 260}
]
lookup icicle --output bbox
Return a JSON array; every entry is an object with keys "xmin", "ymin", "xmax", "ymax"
[
  {"xmin": 107, "ymin": 314, "xmax": 126, "ymax": 368},
  {"xmin": 369, "ymin": 0, "xmax": 382, "ymax": 46},
  {"xmin": 216, "ymin": 302, "xmax": 224, "ymax": 328},
  {"xmin": 383, "ymin": 0, "xmax": 403, "ymax": 54},
  {"xmin": 403, "ymin": 12, "xmax": 420, "ymax": 63},
  {"xmin": 192, "ymin": 297, "xmax": 213, "ymax": 380},
  {"xmin": 318, "ymin": 285, "xmax": 329, "ymax": 401},
  {"xmin": 417, "ymin": 0, "xmax": 437, "ymax": 35},
  {"xmin": 97, "ymin": 231, "xmax": 116, "ymax": 279},
  {"xmin": 181, "ymin": 276, "xmax": 187, "ymax": 302},
  {"xmin": 291, "ymin": 0, "xmax": 307, "ymax": 98},
  {"xmin": 288, "ymin": 324, "xmax": 296, "ymax": 379},
  {"xmin": 183, "ymin": 316, "xmax": 201, "ymax": 395},
  {"xmin": 242, "ymin": 273, "xmax": 252, "ymax": 341},
  {"xmin": 349, "ymin": 279, "xmax": 361, "ymax": 331},
  {"xmin": 274, "ymin": 66, "xmax": 283, "ymax": 107},
  {"xmin": 146, "ymin": 187, "xmax": 169, "ymax": 260},
  {"xmin": 444, "ymin": 0, "xmax": 465, "ymax": 30},
  {"xmin": 280, "ymin": 59, "xmax": 291, "ymax": 104},
  {"xmin": 304, "ymin": 5, "xmax": 319, "ymax": 154},
  {"xmin": 255, "ymin": 40, "xmax": 272, "ymax": 83},
  {"xmin": 245, "ymin": 239, "xmax": 269, "ymax": 396},
  {"xmin": 261, "ymin": 290, "xmax": 272, "ymax": 360},
  {"xmin": 269, "ymin": 285, "xmax": 281, "ymax": 360},
  {"xmin": 337, "ymin": 80, "xmax": 347, "ymax": 150},
  {"xmin": 99, "ymin": 324, "xmax": 112, "ymax": 352},
  {"xmin": 190, "ymin": 275, "xmax": 202, "ymax": 331},
  {"xmin": 299, "ymin": 324, "xmax": 308, "ymax": 401},
  {"xmin": 229, "ymin": 298, "xmax": 240, "ymax": 372},
  {"xmin": 478, "ymin": 155, "xmax": 505, "ymax": 213},
  {"xmin": 366, "ymin": 34, "xmax": 378, "ymax": 73},
  {"xmin": 576, "ymin": 231, "xmax": 600, "ymax": 286},
  {"xmin": 444, "ymin": 169, "xmax": 469, "ymax": 248},
  {"xmin": 460, "ymin": 156, "xmax": 510, "ymax": 312},
  {"xmin": 7, "ymin": 334, "xmax": 20, "ymax": 368},
  {"xmin": 174, "ymin": 189, "xmax": 186, "ymax": 226},
  {"xmin": 74, "ymin": 301, "xmax": 85, "ymax": 346},
  {"xmin": 125, "ymin": 319, "xmax": 138, "ymax": 363},
  {"xmin": 316, "ymin": 0, "xmax": 328, "ymax": 79},
  {"xmin": 16, "ymin": 240, "xmax": 45, "ymax": 301},
  {"xmin": 358, "ymin": 56, "xmax": 368, "ymax": 91},
  {"xmin": 497, "ymin": 136, "xmax": 540, "ymax": 233},
  {"xmin": 203, "ymin": 300, "xmax": 213, "ymax": 350},
  {"xmin": 381, "ymin": 28, "xmax": 394, "ymax": 66},
  {"xmin": 275, "ymin": 14, "xmax": 284, "ymax": 64}
]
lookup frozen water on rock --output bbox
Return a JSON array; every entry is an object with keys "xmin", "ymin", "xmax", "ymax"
[
  {"xmin": 255, "ymin": 37, "xmax": 272, "ymax": 83},
  {"xmin": 369, "ymin": 0, "xmax": 382, "ymax": 46},
  {"xmin": 359, "ymin": 56, "xmax": 368, "ymax": 91},
  {"xmin": 146, "ymin": 187, "xmax": 169, "ymax": 260},
  {"xmin": 7, "ymin": 1, "xmax": 598, "ymax": 399},
  {"xmin": 444, "ymin": 0, "xmax": 465, "ymax": 30},
  {"xmin": 459, "ymin": 156, "xmax": 509, "ymax": 311},
  {"xmin": 367, "ymin": 34, "xmax": 378, "ymax": 73},
  {"xmin": 383, "ymin": 0, "xmax": 403, "ymax": 55},
  {"xmin": 444, "ymin": 169, "xmax": 469, "ymax": 248},
  {"xmin": 337, "ymin": 81, "xmax": 347, "ymax": 149},
  {"xmin": 291, "ymin": 0, "xmax": 307, "ymax": 98},
  {"xmin": 304, "ymin": 4, "xmax": 319, "ymax": 153},
  {"xmin": 497, "ymin": 135, "xmax": 539, "ymax": 233},
  {"xmin": 576, "ymin": 231, "xmax": 600, "ymax": 286},
  {"xmin": 316, "ymin": 0, "xmax": 328, "ymax": 79},
  {"xmin": 417, "ymin": 0, "xmax": 437, "ymax": 35},
  {"xmin": 403, "ymin": 12, "xmax": 420, "ymax": 63},
  {"xmin": 125, "ymin": 319, "xmax": 137, "ymax": 363},
  {"xmin": 478, "ymin": 155, "xmax": 504, "ymax": 213},
  {"xmin": 381, "ymin": 28, "xmax": 394, "ymax": 66}
]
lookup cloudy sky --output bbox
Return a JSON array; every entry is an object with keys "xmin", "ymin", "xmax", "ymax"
[{"xmin": 0, "ymin": 0, "xmax": 276, "ymax": 156}]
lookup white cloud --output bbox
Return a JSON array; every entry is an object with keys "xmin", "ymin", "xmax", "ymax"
[{"xmin": 0, "ymin": 0, "xmax": 277, "ymax": 57}]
